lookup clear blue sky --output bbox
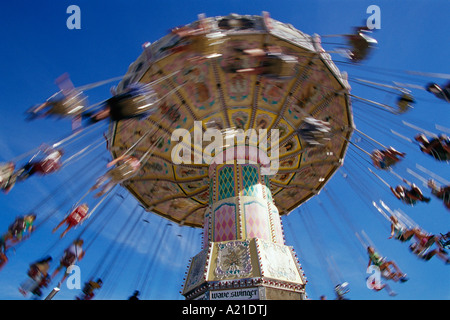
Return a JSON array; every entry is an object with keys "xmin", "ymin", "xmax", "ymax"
[{"xmin": 0, "ymin": 0, "xmax": 449, "ymax": 300}]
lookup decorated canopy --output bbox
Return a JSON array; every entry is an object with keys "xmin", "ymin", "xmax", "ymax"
[{"xmin": 109, "ymin": 13, "xmax": 353, "ymax": 227}]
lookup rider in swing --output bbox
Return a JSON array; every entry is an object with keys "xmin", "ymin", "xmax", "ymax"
[
  {"xmin": 76, "ymin": 278, "xmax": 103, "ymax": 300},
  {"xmin": 90, "ymin": 154, "xmax": 141, "ymax": 198},
  {"xmin": 388, "ymin": 215, "xmax": 421, "ymax": 243},
  {"xmin": 3, "ymin": 214, "xmax": 37, "ymax": 248},
  {"xmin": 345, "ymin": 26, "xmax": 377, "ymax": 63},
  {"xmin": 26, "ymin": 73, "xmax": 87, "ymax": 122},
  {"xmin": 0, "ymin": 214, "xmax": 36, "ymax": 269},
  {"xmin": 426, "ymin": 82, "xmax": 450, "ymax": 103},
  {"xmin": 51, "ymin": 239, "xmax": 85, "ymax": 283},
  {"xmin": 52, "ymin": 203, "xmax": 89, "ymax": 238},
  {"xmin": 371, "ymin": 147, "xmax": 405, "ymax": 170},
  {"xmin": 409, "ymin": 231, "xmax": 450, "ymax": 265},
  {"xmin": 16, "ymin": 146, "xmax": 64, "ymax": 182},
  {"xmin": 390, "ymin": 184, "xmax": 431, "ymax": 205},
  {"xmin": 84, "ymin": 82, "xmax": 160, "ymax": 124},
  {"xmin": 19, "ymin": 256, "xmax": 53, "ymax": 298},
  {"xmin": 27, "ymin": 73, "xmax": 162, "ymax": 130},
  {"xmin": 415, "ymin": 133, "xmax": 450, "ymax": 161},
  {"xmin": 367, "ymin": 246, "xmax": 408, "ymax": 283}
]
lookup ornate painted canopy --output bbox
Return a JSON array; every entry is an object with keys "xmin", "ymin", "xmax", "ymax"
[{"xmin": 109, "ymin": 13, "xmax": 353, "ymax": 227}]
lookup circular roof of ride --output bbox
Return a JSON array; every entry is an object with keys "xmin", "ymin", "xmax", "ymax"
[{"xmin": 109, "ymin": 13, "xmax": 353, "ymax": 228}]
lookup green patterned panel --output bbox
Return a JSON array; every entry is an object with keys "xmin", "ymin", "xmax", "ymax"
[
  {"xmin": 242, "ymin": 165, "xmax": 260, "ymax": 197},
  {"xmin": 218, "ymin": 166, "xmax": 235, "ymax": 200},
  {"xmin": 209, "ymin": 178, "xmax": 214, "ymax": 204}
]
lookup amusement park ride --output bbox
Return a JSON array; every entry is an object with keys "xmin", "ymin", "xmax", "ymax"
[
  {"xmin": 109, "ymin": 12, "xmax": 352, "ymax": 300},
  {"xmin": 1, "ymin": 11, "xmax": 449, "ymax": 300}
]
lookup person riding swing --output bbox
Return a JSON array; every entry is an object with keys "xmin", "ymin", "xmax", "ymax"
[{"xmin": 52, "ymin": 203, "xmax": 89, "ymax": 238}]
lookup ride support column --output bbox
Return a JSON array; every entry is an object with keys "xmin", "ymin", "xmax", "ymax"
[{"xmin": 182, "ymin": 146, "xmax": 307, "ymax": 300}]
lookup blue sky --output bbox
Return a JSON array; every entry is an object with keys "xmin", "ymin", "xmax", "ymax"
[{"xmin": 0, "ymin": 0, "xmax": 449, "ymax": 300}]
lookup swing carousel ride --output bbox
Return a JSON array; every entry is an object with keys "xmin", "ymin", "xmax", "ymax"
[
  {"xmin": 108, "ymin": 13, "xmax": 353, "ymax": 300},
  {"xmin": 0, "ymin": 11, "xmax": 449, "ymax": 300}
]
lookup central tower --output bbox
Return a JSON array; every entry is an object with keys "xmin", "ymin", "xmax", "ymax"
[{"xmin": 181, "ymin": 147, "xmax": 307, "ymax": 300}]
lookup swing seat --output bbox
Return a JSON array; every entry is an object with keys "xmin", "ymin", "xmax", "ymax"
[
  {"xmin": 439, "ymin": 238, "xmax": 450, "ymax": 249},
  {"xmin": 380, "ymin": 269, "xmax": 392, "ymax": 280},
  {"xmin": 335, "ymin": 282, "xmax": 350, "ymax": 295},
  {"xmin": 429, "ymin": 144, "xmax": 450, "ymax": 161},
  {"xmin": 27, "ymin": 91, "xmax": 88, "ymax": 119},
  {"xmin": 0, "ymin": 163, "xmax": 14, "ymax": 185},
  {"xmin": 107, "ymin": 89, "xmax": 159, "ymax": 121},
  {"xmin": 56, "ymin": 91, "xmax": 88, "ymax": 117},
  {"xmin": 396, "ymin": 93, "xmax": 415, "ymax": 113},
  {"xmin": 420, "ymin": 235, "xmax": 436, "ymax": 249},
  {"xmin": 67, "ymin": 205, "xmax": 89, "ymax": 225},
  {"xmin": 0, "ymin": 163, "xmax": 16, "ymax": 192},
  {"xmin": 348, "ymin": 32, "xmax": 376, "ymax": 62},
  {"xmin": 36, "ymin": 158, "xmax": 62, "ymax": 175}
]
